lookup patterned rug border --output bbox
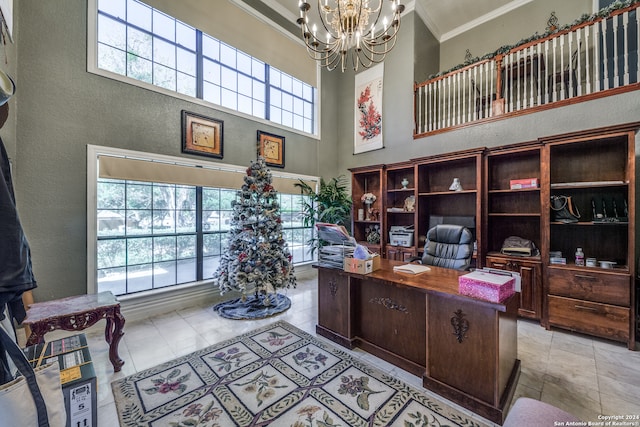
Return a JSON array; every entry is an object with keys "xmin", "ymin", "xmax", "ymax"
[{"xmin": 112, "ymin": 320, "xmax": 490, "ymax": 427}]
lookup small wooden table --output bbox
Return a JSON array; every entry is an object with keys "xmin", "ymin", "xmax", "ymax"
[{"xmin": 23, "ymin": 291, "xmax": 125, "ymax": 372}]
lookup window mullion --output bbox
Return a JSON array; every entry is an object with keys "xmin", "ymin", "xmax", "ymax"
[
  {"xmin": 196, "ymin": 186, "xmax": 204, "ymax": 281},
  {"xmin": 265, "ymin": 64, "xmax": 270, "ymax": 121},
  {"xmin": 196, "ymin": 30, "xmax": 204, "ymax": 100}
]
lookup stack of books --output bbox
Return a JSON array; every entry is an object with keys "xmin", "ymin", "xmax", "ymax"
[{"xmin": 549, "ymin": 251, "xmax": 566, "ymax": 265}]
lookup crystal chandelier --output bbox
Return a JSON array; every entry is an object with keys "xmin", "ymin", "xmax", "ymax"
[{"xmin": 297, "ymin": 0, "xmax": 405, "ymax": 72}]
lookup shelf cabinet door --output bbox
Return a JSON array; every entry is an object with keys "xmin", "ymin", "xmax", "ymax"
[
  {"xmin": 386, "ymin": 246, "xmax": 416, "ymax": 262},
  {"xmin": 486, "ymin": 255, "xmax": 542, "ymax": 320}
]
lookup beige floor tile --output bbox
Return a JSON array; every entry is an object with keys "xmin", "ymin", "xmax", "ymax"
[
  {"xmin": 541, "ymin": 379, "xmax": 602, "ymax": 421},
  {"xmin": 544, "ymin": 348, "xmax": 598, "ymax": 392},
  {"xmin": 517, "ymin": 365, "xmax": 545, "ymax": 392},
  {"xmin": 597, "ymin": 374, "xmax": 640, "ymax": 408},
  {"xmin": 550, "ymin": 329, "xmax": 596, "ymax": 358},
  {"xmin": 600, "ymin": 391, "xmax": 640, "ymax": 416},
  {"xmin": 98, "ymin": 401, "xmax": 120, "ymax": 426}
]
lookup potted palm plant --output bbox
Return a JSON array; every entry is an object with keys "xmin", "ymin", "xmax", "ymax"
[{"xmin": 294, "ymin": 176, "xmax": 352, "ymax": 255}]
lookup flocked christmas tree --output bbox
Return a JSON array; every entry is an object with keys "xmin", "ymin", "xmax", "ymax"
[{"xmin": 213, "ymin": 157, "xmax": 296, "ymax": 317}]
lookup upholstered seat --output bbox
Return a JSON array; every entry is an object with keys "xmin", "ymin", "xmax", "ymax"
[{"xmin": 418, "ymin": 224, "xmax": 474, "ymax": 270}]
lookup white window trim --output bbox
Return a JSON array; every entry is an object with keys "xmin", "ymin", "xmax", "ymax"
[
  {"xmin": 86, "ymin": 0, "xmax": 322, "ymax": 140},
  {"xmin": 86, "ymin": 144, "xmax": 319, "ymax": 297}
]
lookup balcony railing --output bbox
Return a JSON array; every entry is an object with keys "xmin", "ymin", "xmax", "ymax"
[{"xmin": 414, "ymin": 3, "xmax": 639, "ymax": 137}]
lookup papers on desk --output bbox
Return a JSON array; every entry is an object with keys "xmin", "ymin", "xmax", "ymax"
[
  {"xmin": 393, "ymin": 264, "xmax": 431, "ymax": 275},
  {"xmin": 316, "ymin": 223, "xmax": 356, "ymax": 245}
]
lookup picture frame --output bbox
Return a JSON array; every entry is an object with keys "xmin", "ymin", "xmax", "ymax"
[
  {"xmin": 354, "ymin": 63, "xmax": 384, "ymax": 154},
  {"xmin": 181, "ymin": 110, "xmax": 223, "ymax": 159},
  {"xmin": 257, "ymin": 130, "xmax": 285, "ymax": 168}
]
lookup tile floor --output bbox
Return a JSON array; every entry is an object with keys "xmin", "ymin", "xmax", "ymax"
[{"xmin": 26, "ymin": 269, "xmax": 640, "ymax": 426}]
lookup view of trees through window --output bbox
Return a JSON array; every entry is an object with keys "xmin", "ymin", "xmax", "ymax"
[
  {"xmin": 97, "ymin": 178, "xmax": 314, "ymax": 296},
  {"xmin": 95, "ymin": 0, "xmax": 316, "ymax": 134}
]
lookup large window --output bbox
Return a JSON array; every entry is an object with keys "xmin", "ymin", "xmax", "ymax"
[
  {"xmin": 94, "ymin": 0, "xmax": 317, "ymax": 135},
  {"xmin": 89, "ymin": 147, "xmax": 317, "ymax": 297}
]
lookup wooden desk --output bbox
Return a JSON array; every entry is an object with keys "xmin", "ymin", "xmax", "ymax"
[
  {"xmin": 23, "ymin": 291, "xmax": 125, "ymax": 372},
  {"xmin": 316, "ymin": 260, "xmax": 519, "ymax": 424}
]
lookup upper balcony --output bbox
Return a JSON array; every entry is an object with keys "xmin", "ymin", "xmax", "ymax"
[{"xmin": 414, "ymin": 3, "xmax": 639, "ymax": 138}]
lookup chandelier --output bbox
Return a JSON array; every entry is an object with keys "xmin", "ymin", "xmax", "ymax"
[{"xmin": 297, "ymin": 0, "xmax": 405, "ymax": 72}]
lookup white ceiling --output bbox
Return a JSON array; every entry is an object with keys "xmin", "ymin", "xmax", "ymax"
[{"xmin": 259, "ymin": 0, "xmax": 534, "ymax": 42}]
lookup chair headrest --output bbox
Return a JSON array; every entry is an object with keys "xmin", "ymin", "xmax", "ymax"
[{"xmin": 427, "ymin": 224, "xmax": 473, "ymax": 244}]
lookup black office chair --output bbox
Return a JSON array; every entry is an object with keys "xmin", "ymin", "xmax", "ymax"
[{"xmin": 415, "ymin": 224, "xmax": 474, "ymax": 270}]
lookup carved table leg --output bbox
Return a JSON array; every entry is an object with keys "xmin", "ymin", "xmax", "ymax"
[
  {"xmin": 25, "ymin": 323, "xmax": 49, "ymax": 346},
  {"xmin": 105, "ymin": 306, "xmax": 125, "ymax": 372}
]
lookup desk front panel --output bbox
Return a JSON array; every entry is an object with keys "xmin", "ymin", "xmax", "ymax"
[
  {"xmin": 427, "ymin": 294, "xmax": 498, "ymax": 405},
  {"xmin": 353, "ymin": 277, "xmax": 426, "ymax": 367},
  {"xmin": 317, "ymin": 268, "xmax": 351, "ymax": 343}
]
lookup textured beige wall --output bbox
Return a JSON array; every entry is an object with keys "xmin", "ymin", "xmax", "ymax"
[{"xmin": 439, "ymin": 0, "xmax": 593, "ymax": 71}]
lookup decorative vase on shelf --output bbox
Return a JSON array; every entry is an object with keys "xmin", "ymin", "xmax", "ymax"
[
  {"xmin": 401, "ymin": 178, "xmax": 409, "ymax": 189},
  {"xmin": 364, "ymin": 201, "xmax": 373, "ymax": 220},
  {"xmin": 449, "ymin": 178, "xmax": 463, "ymax": 191},
  {"xmin": 361, "ymin": 192, "xmax": 377, "ymax": 221}
]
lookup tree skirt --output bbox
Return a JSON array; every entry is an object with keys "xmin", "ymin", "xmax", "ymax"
[{"xmin": 213, "ymin": 293, "xmax": 291, "ymax": 319}]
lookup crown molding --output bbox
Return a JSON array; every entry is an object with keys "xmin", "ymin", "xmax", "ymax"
[
  {"xmin": 414, "ymin": 0, "xmax": 442, "ymax": 40},
  {"xmin": 414, "ymin": 0, "xmax": 534, "ymax": 43},
  {"xmin": 440, "ymin": 0, "xmax": 534, "ymax": 42},
  {"xmin": 261, "ymin": 0, "xmax": 300, "ymax": 23}
]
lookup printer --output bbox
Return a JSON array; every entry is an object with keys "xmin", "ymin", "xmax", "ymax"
[{"xmin": 389, "ymin": 225, "xmax": 414, "ymax": 247}]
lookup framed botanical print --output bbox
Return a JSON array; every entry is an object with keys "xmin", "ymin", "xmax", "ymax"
[
  {"xmin": 181, "ymin": 111, "xmax": 223, "ymax": 159},
  {"xmin": 257, "ymin": 130, "xmax": 285, "ymax": 168}
]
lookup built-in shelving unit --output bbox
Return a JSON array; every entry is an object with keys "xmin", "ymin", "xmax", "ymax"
[
  {"xmin": 542, "ymin": 126, "xmax": 635, "ymax": 349},
  {"xmin": 384, "ymin": 162, "xmax": 416, "ymax": 261},
  {"xmin": 349, "ymin": 165, "xmax": 385, "ymax": 254},
  {"xmin": 483, "ymin": 142, "xmax": 543, "ymax": 319},
  {"xmin": 414, "ymin": 148, "xmax": 484, "ymax": 266}
]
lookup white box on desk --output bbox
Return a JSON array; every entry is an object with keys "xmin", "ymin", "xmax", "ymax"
[{"xmin": 343, "ymin": 255, "xmax": 381, "ymax": 274}]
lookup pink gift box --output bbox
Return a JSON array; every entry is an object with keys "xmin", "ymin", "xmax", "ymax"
[{"xmin": 458, "ymin": 271, "xmax": 515, "ymax": 303}]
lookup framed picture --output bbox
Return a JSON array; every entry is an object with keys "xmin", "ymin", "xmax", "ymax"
[
  {"xmin": 354, "ymin": 63, "xmax": 384, "ymax": 154},
  {"xmin": 181, "ymin": 110, "xmax": 223, "ymax": 159},
  {"xmin": 257, "ymin": 130, "xmax": 285, "ymax": 168}
]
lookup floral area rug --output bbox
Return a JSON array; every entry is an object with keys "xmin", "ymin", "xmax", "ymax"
[{"xmin": 111, "ymin": 320, "xmax": 488, "ymax": 427}]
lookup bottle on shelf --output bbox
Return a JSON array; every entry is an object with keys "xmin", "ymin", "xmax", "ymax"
[{"xmin": 575, "ymin": 247, "xmax": 585, "ymax": 266}]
